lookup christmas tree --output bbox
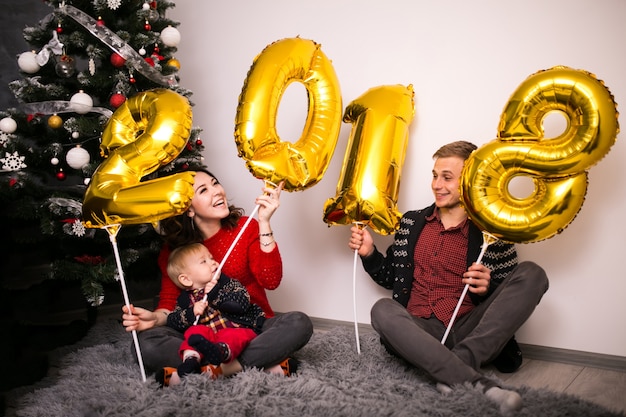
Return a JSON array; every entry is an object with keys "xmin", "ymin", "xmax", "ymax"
[{"xmin": 0, "ymin": 0, "xmax": 204, "ymax": 310}]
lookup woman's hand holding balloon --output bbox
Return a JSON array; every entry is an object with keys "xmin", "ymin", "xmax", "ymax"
[
  {"xmin": 256, "ymin": 181, "xmax": 284, "ymax": 225},
  {"xmin": 121, "ymin": 304, "xmax": 165, "ymax": 332}
]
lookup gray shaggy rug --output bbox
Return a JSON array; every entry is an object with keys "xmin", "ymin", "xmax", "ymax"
[{"xmin": 6, "ymin": 319, "xmax": 624, "ymax": 417}]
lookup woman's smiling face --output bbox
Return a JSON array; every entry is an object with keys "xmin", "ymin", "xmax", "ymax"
[{"xmin": 188, "ymin": 171, "xmax": 230, "ymax": 221}]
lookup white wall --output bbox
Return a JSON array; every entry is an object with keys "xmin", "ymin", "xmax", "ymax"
[{"xmin": 169, "ymin": 0, "xmax": 626, "ymax": 357}]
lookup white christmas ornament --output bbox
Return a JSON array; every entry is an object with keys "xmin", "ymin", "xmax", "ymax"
[
  {"xmin": 17, "ymin": 51, "xmax": 41, "ymax": 74},
  {"xmin": 51, "ymin": 157, "xmax": 60, "ymax": 165},
  {"xmin": 66, "ymin": 145, "xmax": 90, "ymax": 169},
  {"xmin": 0, "ymin": 117, "xmax": 17, "ymax": 133},
  {"xmin": 160, "ymin": 26, "xmax": 181, "ymax": 47},
  {"xmin": 70, "ymin": 91, "xmax": 93, "ymax": 114}
]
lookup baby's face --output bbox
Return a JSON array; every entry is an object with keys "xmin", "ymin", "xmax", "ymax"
[{"xmin": 184, "ymin": 247, "xmax": 219, "ymax": 289}]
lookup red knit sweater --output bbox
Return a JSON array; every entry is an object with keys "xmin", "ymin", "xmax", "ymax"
[{"xmin": 157, "ymin": 217, "xmax": 282, "ymax": 317}]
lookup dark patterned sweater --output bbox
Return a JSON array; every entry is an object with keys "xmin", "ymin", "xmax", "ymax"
[
  {"xmin": 167, "ymin": 272, "xmax": 266, "ymax": 334},
  {"xmin": 361, "ymin": 203, "xmax": 518, "ymax": 308}
]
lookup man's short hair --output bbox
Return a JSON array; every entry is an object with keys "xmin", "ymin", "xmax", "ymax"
[{"xmin": 433, "ymin": 141, "xmax": 477, "ymax": 161}]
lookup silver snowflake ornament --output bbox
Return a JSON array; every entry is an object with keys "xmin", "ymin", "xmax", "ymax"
[
  {"xmin": 72, "ymin": 220, "xmax": 86, "ymax": 237},
  {"xmin": 1, "ymin": 151, "xmax": 27, "ymax": 171},
  {"xmin": 0, "ymin": 132, "xmax": 11, "ymax": 147},
  {"xmin": 107, "ymin": 0, "xmax": 122, "ymax": 10}
]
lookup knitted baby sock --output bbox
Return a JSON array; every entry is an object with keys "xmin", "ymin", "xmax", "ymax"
[
  {"xmin": 188, "ymin": 335, "xmax": 230, "ymax": 365},
  {"xmin": 177, "ymin": 356, "xmax": 201, "ymax": 377}
]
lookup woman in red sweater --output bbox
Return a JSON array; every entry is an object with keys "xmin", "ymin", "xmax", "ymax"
[{"xmin": 122, "ymin": 169, "xmax": 313, "ymax": 377}]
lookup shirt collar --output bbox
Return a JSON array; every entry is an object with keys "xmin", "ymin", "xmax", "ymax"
[
  {"xmin": 191, "ymin": 287, "xmax": 205, "ymax": 298},
  {"xmin": 427, "ymin": 208, "xmax": 470, "ymax": 237}
]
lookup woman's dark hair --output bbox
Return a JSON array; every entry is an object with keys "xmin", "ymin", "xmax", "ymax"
[{"xmin": 159, "ymin": 167, "xmax": 244, "ymax": 249}]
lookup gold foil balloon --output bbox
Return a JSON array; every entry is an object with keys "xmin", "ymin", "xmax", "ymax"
[
  {"xmin": 461, "ymin": 66, "xmax": 619, "ymax": 243},
  {"xmin": 234, "ymin": 37, "xmax": 342, "ymax": 191},
  {"xmin": 82, "ymin": 89, "xmax": 195, "ymax": 227},
  {"xmin": 323, "ymin": 84, "xmax": 415, "ymax": 235}
]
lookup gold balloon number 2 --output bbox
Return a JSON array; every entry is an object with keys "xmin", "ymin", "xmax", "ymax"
[
  {"xmin": 82, "ymin": 89, "xmax": 196, "ymax": 227},
  {"xmin": 461, "ymin": 66, "xmax": 619, "ymax": 243}
]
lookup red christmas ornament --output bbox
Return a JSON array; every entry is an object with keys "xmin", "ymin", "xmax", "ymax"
[
  {"xmin": 196, "ymin": 139, "xmax": 203, "ymax": 146},
  {"xmin": 56, "ymin": 23, "xmax": 63, "ymax": 34},
  {"xmin": 129, "ymin": 75, "xmax": 136, "ymax": 84},
  {"xmin": 186, "ymin": 143, "xmax": 193, "ymax": 151},
  {"xmin": 144, "ymin": 57, "xmax": 155, "ymax": 67},
  {"xmin": 182, "ymin": 163, "xmax": 189, "ymax": 170},
  {"xmin": 74, "ymin": 254, "xmax": 105, "ymax": 265},
  {"xmin": 110, "ymin": 52, "xmax": 126, "ymax": 67},
  {"xmin": 56, "ymin": 170, "xmax": 66, "ymax": 181},
  {"xmin": 97, "ymin": 16, "xmax": 105, "ymax": 27},
  {"xmin": 150, "ymin": 1, "xmax": 157, "ymax": 8},
  {"xmin": 109, "ymin": 92, "xmax": 126, "ymax": 108},
  {"xmin": 144, "ymin": 21, "xmax": 152, "ymax": 31},
  {"xmin": 27, "ymin": 114, "xmax": 35, "ymax": 122},
  {"xmin": 9, "ymin": 178, "xmax": 17, "ymax": 187}
]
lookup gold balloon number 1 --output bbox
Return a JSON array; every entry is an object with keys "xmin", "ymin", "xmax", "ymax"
[
  {"xmin": 461, "ymin": 66, "xmax": 619, "ymax": 243},
  {"xmin": 323, "ymin": 85, "xmax": 415, "ymax": 235}
]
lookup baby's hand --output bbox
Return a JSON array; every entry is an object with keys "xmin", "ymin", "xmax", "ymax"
[{"xmin": 193, "ymin": 300, "xmax": 208, "ymax": 316}]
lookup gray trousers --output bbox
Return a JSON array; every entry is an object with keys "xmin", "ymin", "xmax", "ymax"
[
  {"xmin": 370, "ymin": 261, "xmax": 549, "ymax": 388},
  {"xmin": 134, "ymin": 311, "xmax": 313, "ymax": 374}
]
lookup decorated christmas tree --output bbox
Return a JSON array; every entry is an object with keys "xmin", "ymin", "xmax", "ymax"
[{"xmin": 0, "ymin": 0, "xmax": 203, "ymax": 308}]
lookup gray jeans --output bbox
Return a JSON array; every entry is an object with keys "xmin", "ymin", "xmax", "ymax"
[
  {"xmin": 134, "ymin": 311, "xmax": 313, "ymax": 374},
  {"xmin": 370, "ymin": 261, "xmax": 549, "ymax": 387}
]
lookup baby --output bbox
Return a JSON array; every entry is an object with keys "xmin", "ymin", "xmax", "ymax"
[{"xmin": 158, "ymin": 242, "xmax": 265, "ymax": 386}]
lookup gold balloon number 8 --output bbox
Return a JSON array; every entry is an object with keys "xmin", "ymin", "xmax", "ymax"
[
  {"xmin": 83, "ymin": 89, "xmax": 196, "ymax": 228},
  {"xmin": 461, "ymin": 66, "xmax": 619, "ymax": 243}
]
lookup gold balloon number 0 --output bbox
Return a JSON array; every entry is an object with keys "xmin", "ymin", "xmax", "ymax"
[
  {"xmin": 234, "ymin": 38, "xmax": 343, "ymax": 192},
  {"xmin": 461, "ymin": 66, "xmax": 619, "ymax": 243},
  {"xmin": 83, "ymin": 89, "xmax": 196, "ymax": 227},
  {"xmin": 235, "ymin": 37, "xmax": 415, "ymax": 235}
]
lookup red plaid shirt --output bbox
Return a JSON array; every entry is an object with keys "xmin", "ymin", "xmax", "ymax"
[
  {"xmin": 188, "ymin": 288, "xmax": 239, "ymax": 333},
  {"xmin": 406, "ymin": 210, "xmax": 472, "ymax": 326}
]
